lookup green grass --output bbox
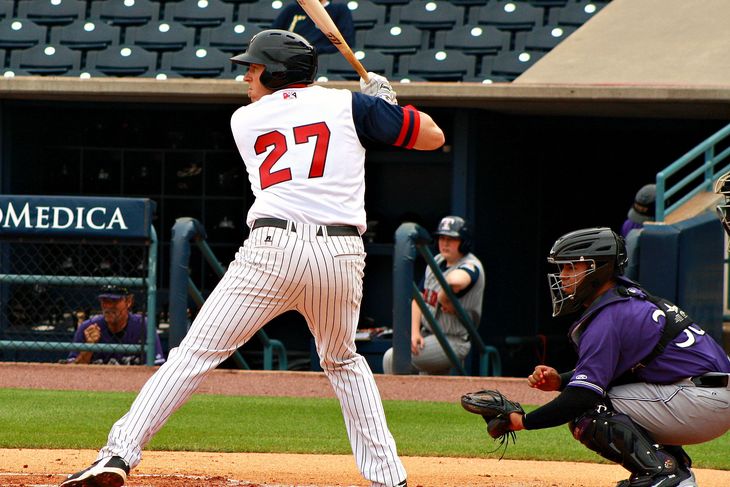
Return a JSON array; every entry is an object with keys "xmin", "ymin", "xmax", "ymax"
[{"xmin": 1, "ymin": 388, "xmax": 728, "ymax": 470}]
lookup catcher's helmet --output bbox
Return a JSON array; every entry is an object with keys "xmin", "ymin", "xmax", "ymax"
[
  {"xmin": 434, "ymin": 215, "xmax": 472, "ymax": 254},
  {"xmin": 230, "ymin": 29, "xmax": 317, "ymax": 90},
  {"xmin": 547, "ymin": 227, "xmax": 627, "ymax": 317}
]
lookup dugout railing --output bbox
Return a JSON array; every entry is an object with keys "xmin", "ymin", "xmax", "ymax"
[
  {"xmin": 391, "ymin": 222, "xmax": 501, "ymax": 376},
  {"xmin": 167, "ymin": 217, "xmax": 287, "ymax": 371},
  {"xmin": 0, "ymin": 195, "xmax": 159, "ymax": 365}
]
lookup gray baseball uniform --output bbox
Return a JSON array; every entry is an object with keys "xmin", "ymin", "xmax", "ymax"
[{"xmin": 383, "ymin": 252, "xmax": 485, "ymax": 374}]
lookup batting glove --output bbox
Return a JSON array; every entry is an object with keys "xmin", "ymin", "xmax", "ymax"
[{"xmin": 360, "ymin": 72, "xmax": 398, "ymax": 105}]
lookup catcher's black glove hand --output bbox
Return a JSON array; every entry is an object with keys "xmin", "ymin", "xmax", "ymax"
[{"xmin": 461, "ymin": 389, "xmax": 525, "ymax": 457}]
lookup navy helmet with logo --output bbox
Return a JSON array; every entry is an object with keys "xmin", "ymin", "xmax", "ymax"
[
  {"xmin": 230, "ymin": 29, "xmax": 317, "ymax": 90},
  {"xmin": 433, "ymin": 215, "xmax": 472, "ymax": 254}
]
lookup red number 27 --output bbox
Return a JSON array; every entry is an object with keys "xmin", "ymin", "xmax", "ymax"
[{"xmin": 255, "ymin": 121, "xmax": 331, "ymax": 190}]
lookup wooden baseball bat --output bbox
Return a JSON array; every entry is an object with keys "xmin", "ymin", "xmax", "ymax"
[{"xmin": 296, "ymin": 0, "xmax": 370, "ymax": 82}]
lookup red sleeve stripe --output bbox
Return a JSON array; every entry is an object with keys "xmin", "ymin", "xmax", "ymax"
[
  {"xmin": 404, "ymin": 105, "xmax": 420, "ymax": 149},
  {"xmin": 393, "ymin": 106, "xmax": 412, "ymax": 147}
]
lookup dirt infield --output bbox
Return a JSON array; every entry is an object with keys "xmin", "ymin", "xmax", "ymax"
[{"xmin": 1, "ymin": 363, "xmax": 729, "ymax": 487}]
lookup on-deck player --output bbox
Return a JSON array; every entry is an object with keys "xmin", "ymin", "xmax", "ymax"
[
  {"xmin": 502, "ymin": 227, "xmax": 730, "ymax": 487},
  {"xmin": 60, "ymin": 29, "xmax": 444, "ymax": 487}
]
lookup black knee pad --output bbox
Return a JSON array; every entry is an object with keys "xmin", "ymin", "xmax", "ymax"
[{"xmin": 569, "ymin": 406, "xmax": 678, "ymax": 477}]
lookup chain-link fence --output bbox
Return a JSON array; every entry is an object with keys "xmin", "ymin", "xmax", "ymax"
[
  {"xmin": 0, "ymin": 238, "xmax": 154, "ymax": 363},
  {"xmin": 0, "ymin": 195, "xmax": 158, "ymax": 365}
]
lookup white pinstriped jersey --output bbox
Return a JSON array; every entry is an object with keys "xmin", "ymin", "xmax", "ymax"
[
  {"xmin": 420, "ymin": 253, "xmax": 484, "ymax": 339},
  {"xmin": 231, "ymin": 86, "xmax": 366, "ymax": 233}
]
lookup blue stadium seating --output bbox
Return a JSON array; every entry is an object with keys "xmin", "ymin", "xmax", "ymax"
[
  {"xmin": 0, "ymin": 19, "xmax": 45, "ymax": 50},
  {"xmin": 363, "ymin": 24, "xmax": 423, "ymax": 55},
  {"xmin": 0, "ymin": 1, "xmax": 11, "ymax": 21},
  {"xmin": 87, "ymin": 45, "xmax": 158, "ymax": 76},
  {"xmin": 349, "ymin": 0, "xmax": 387, "ymax": 31},
  {"xmin": 523, "ymin": 24, "xmax": 576, "ymax": 52},
  {"xmin": 400, "ymin": 48, "xmax": 475, "ymax": 81},
  {"xmin": 161, "ymin": 45, "xmax": 231, "ymax": 77},
  {"xmin": 393, "ymin": 1, "xmax": 465, "ymax": 31},
  {"xmin": 557, "ymin": 0, "xmax": 609, "ymax": 27},
  {"xmin": 18, "ymin": 0, "xmax": 86, "ymax": 27},
  {"xmin": 54, "ymin": 20, "xmax": 120, "ymax": 51},
  {"xmin": 92, "ymin": 0, "xmax": 161, "ymax": 27},
  {"xmin": 476, "ymin": 1, "xmax": 543, "ymax": 32},
  {"xmin": 165, "ymin": 0, "xmax": 233, "ymax": 28},
  {"xmin": 321, "ymin": 49, "xmax": 394, "ymax": 80},
  {"xmin": 201, "ymin": 21, "xmax": 262, "ymax": 53},
  {"xmin": 439, "ymin": 24, "xmax": 507, "ymax": 55},
  {"xmin": 489, "ymin": 48, "xmax": 544, "ymax": 78},
  {"xmin": 245, "ymin": 0, "xmax": 284, "ymax": 27},
  {"xmin": 12, "ymin": 44, "xmax": 81, "ymax": 74},
  {"xmin": 127, "ymin": 20, "xmax": 195, "ymax": 53}
]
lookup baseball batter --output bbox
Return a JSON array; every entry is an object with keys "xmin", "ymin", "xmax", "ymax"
[
  {"xmin": 61, "ymin": 30, "xmax": 444, "ymax": 487},
  {"xmin": 382, "ymin": 216, "xmax": 484, "ymax": 374},
  {"xmin": 494, "ymin": 227, "xmax": 730, "ymax": 487}
]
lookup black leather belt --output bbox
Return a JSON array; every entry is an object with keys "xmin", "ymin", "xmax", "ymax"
[
  {"xmin": 690, "ymin": 374, "xmax": 729, "ymax": 388},
  {"xmin": 252, "ymin": 218, "xmax": 359, "ymax": 237}
]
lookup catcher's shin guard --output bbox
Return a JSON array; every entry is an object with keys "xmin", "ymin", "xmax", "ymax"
[{"xmin": 569, "ymin": 407, "xmax": 679, "ymax": 479}]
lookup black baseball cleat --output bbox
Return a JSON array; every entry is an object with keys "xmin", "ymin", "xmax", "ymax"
[
  {"xmin": 395, "ymin": 480, "xmax": 408, "ymax": 487},
  {"xmin": 615, "ymin": 467, "xmax": 697, "ymax": 487},
  {"xmin": 59, "ymin": 456, "xmax": 129, "ymax": 487}
]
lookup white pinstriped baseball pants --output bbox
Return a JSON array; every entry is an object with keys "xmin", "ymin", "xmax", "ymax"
[{"xmin": 98, "ymin": 222, "xmax": 407, "ymax": 487}]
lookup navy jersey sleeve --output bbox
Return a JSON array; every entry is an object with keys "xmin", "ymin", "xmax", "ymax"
[
  {"xmin": 271, "ymin": 5, "xmax": 296, "ymax": 29},
  {"xmin": 454, "ymin": 264, "xmax": 479, "ymax": 297},
  {"xmin": 351, "ymin": 93, "xmax": 421, "ymax": 148}
]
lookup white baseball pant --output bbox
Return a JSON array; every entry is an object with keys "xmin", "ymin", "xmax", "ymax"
[{"xmin": 98, "ymin": 221, "xmax": 407, "ymax": 487}]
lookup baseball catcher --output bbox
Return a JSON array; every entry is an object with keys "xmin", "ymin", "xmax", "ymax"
[{"xmin": 462, "ymin": 227, "xmax": 730, "ymax": 487}]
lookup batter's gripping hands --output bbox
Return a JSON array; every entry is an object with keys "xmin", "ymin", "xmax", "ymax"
[
  {"xmin": 360, "ymin": 72, "xmax": 398, "ymax": 105},
  {"xmin": 461, "ymin": 389, "xmax": 524, "ymax": 452}
]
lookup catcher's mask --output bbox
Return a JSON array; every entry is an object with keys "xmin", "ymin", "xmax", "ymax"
[
  {"xmin": 547, "ymin": 227, "xmax": 627, "ymax": 317},
  {"xmin": 230, "ymin": 29, "xmax": 317, "ymax": 90}
]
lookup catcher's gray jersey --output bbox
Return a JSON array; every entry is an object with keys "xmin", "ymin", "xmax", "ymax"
[{"xmin": 420, "ymin": 252, "xmax": 484, "ymax": 338}]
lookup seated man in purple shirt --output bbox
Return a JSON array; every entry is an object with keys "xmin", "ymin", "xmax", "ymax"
[
  {"xmin": 504, "ymin": 228, "xmax": 730, "ymax": 487},
  {"xmin": 68, "ymin": 286, "xmax": 165, "ymax": 366}
]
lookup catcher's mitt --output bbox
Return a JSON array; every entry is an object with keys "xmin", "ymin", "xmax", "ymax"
[{"xmin": 461, "ymin": 389, "xmax": 525, "ymax": 457}]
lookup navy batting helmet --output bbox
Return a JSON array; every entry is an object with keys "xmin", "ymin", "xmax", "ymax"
[
  {"xmin": 230, "ymin": 29, "xmax": 317, "ymax": 90},
  {"xmin": 547, "ymin": 227, "xmax": 627, "ymax": 317},
  {"xmin": 433, "ymin": 216, "xmax": 472, "ymax": 254}
]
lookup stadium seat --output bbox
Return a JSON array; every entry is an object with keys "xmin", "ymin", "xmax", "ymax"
[
  {"xmin": 349, "ymin": 0, "xmax": 386, "ymax": 31},
  {"xmin": 449, "ymin": 0, "xmax": 489, "ymax": 7},
  {"xmin": 439, "ymin": 24, "xmax": 507, "ymax": 55},
  {"xmin": 528, "ymin": 0, "xmax": 568, "ymax": 6},
  {"xmin": 54, "ymin": 20, "xmax": 120, "ymax": 51},
  {"xmin": 393, "ymin": 1, "xmax": 465, "ymax": 31},
  {"xmin": 0, "ymin": 1, "xmax": 12, "ymax": 20},
  {"xmin": 93, "ymin": 0, "xmax": 161, "ymax": 27},
  {"xmin": 321, "ymin": 49, "xmax": 394, "ymax": 80},
  {"xmin": 201, "ymin": 22, "xmax": 263, "ymax": 53},
  {"xmin": 476, "ymin": 1, "xmax": 543, "ymax": 32},
  {"xmin": 400, "ymin": 48, "xmax": 474, "ymax": 81},
  {"xmin": 557, "ymin": 0, "xmax": 609, "ymax": 27},
  {"xmin": 165, "ymin": 0, "xmax": 233, "ymax": 28},
  {"xmin": 87, "ymin": 45, "xmax": 158, "ymax": 76},
  {"xmin": 523, "ymin": 24, "xmax": 575, "ymax": 52},
  {"xmin": 363, "ymin": 24, "xmax": 423, "ymax": 56},
  {"xmin": 489, "ymin": 48, "xmax": 544, "ymax": 78},
  {"xmin": 244, "ymin": 0, "xmax": 285, "ymax": 27},
  {"xmin": 161, "ymin": 45, "xmax": 231, "ymax": 77},
  {"xmin": 370, "ymin": 0, "xmax": 409, "ymax": 6},
  {"xmin": 127, "ymin": 21, "xmax": 195, "ymax": 53},
  {"xmin": 0, "ymin": 19, "xmax": 45, "ymax": 50},
  {"xmin": 12, "ymin": 44, "xmax": 81, "ymax": 74},
  {"xmin": 18, "ymin": 0, "xmax": 86, "ymax": 27}
]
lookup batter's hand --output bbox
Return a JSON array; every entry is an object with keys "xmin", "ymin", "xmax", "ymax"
[
  {"xmin": 528, "ymin": 365, "xmax": 561, "ymax": 391},
  {"xmin": 360, "ymin": 72, "xmax": 398, "ymax": 105},
  {"xmin": 411, "ymin": 332, "xmax": 425, "ymax": 355},
  {"xmin": 83, "ymin": 324, "xmax": 101, "ymax": 343}
]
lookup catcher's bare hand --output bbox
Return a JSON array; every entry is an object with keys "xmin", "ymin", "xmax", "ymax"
[
  {"xmin": 528, "ymin": 365, "xmax": 561, "ymax": 391},
  {"xmin": 360, "ymin": 72, "xmax": 398, "ymax": 105}
]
